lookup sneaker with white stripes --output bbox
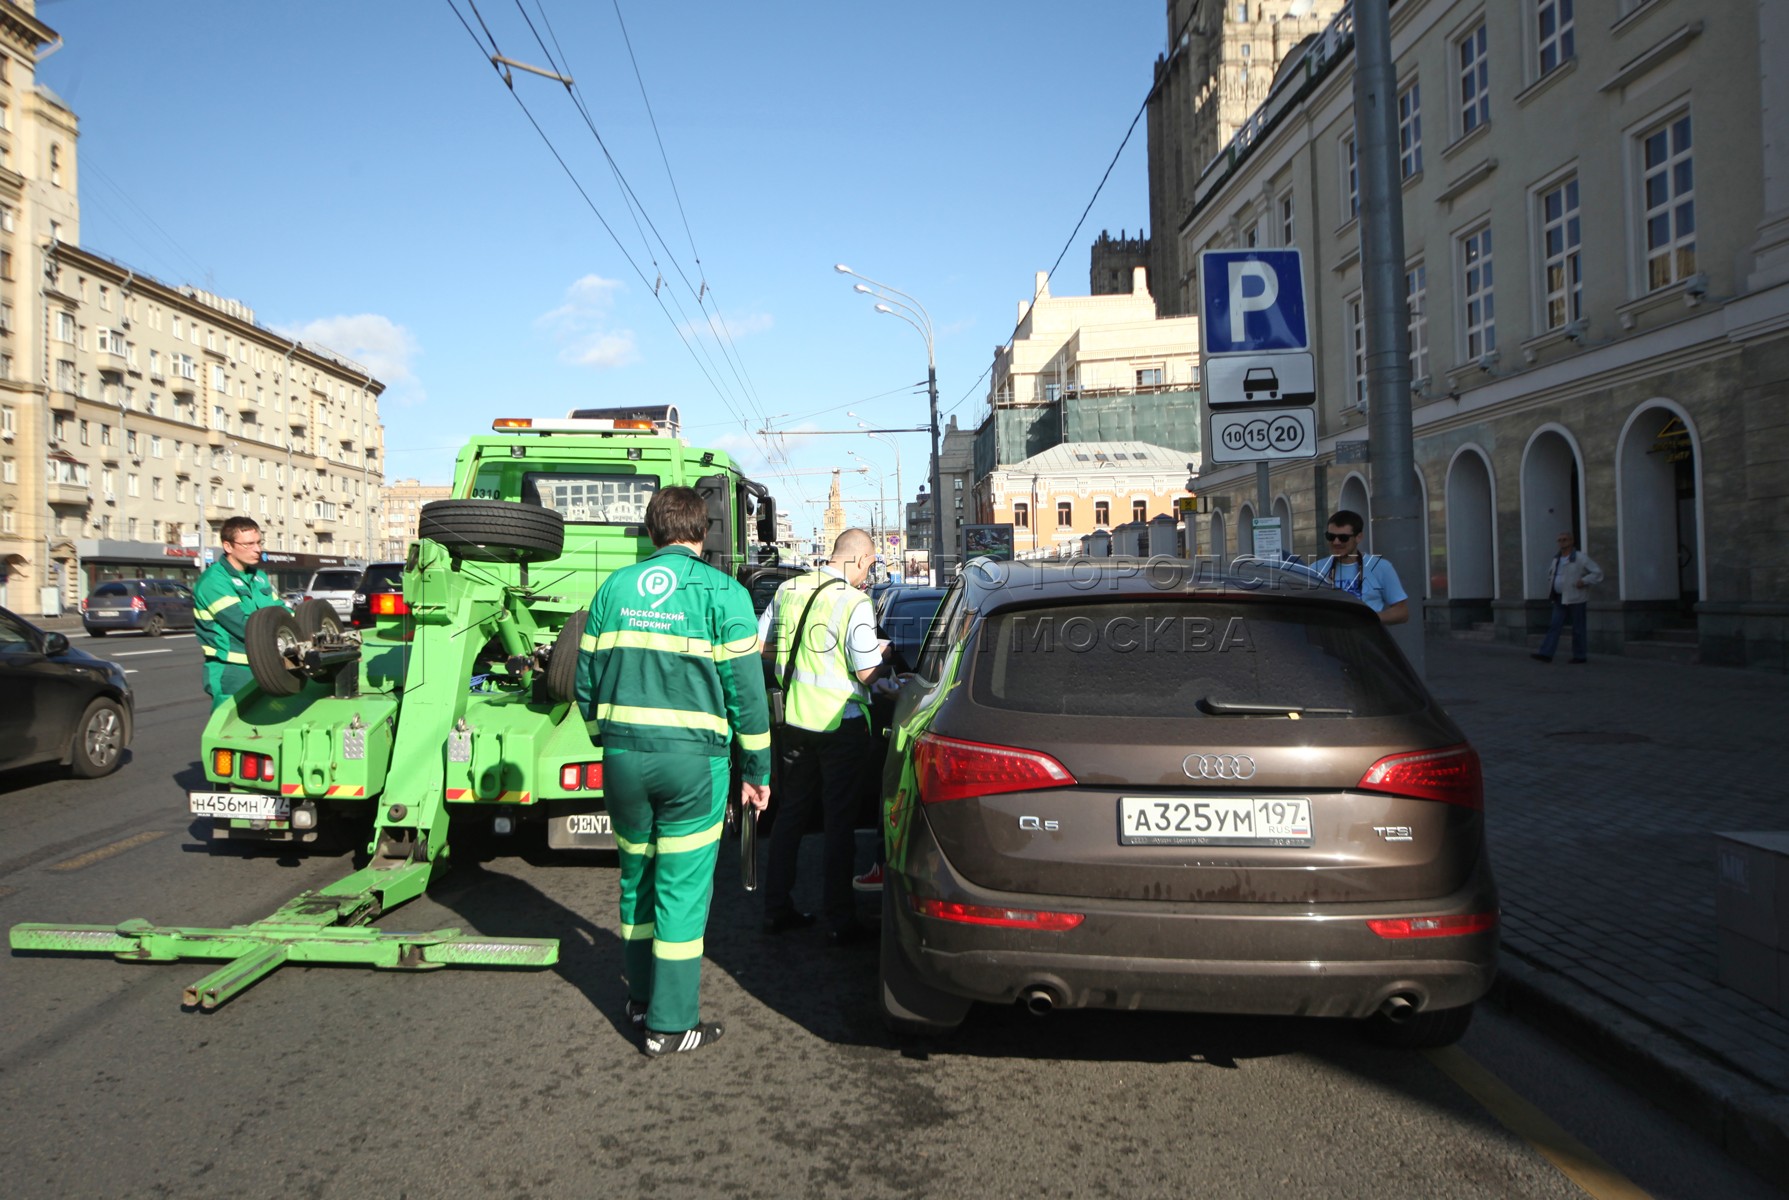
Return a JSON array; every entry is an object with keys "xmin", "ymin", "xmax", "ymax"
[{"xmin": 643, "ymin": 1021, "xmax": 724, "ymax": 1057}]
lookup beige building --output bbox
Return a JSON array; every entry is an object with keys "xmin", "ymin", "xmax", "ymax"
[
  {"xmin": 380, "ymin": 478, "xmax": 450, "ymax": 560},
  {"xmin": 0, "ymin": 3, "xmax": 385, "ymax": 613},
  {"xmin": 1176, "ymin": 0, "xmax": 1789, "ymax": 669},
  {"xmin": 982, "ymin": 441, "xmax": 1194, "ymax": 560},
  {"xmin": 1147, "ymin": 0, "xmax": 1350, "ymax": 318}
]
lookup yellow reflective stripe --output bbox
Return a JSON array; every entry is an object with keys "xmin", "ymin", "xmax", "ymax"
[
  {"xmin": 594, "ymin": 704, "xmax": 729, "ymax": 736},
  {"xmin": 619, "ymin": 921, "xmax": 656, "ymax": 942},
  {"xmin": 592, "ymin": 629, "xmax": 714, "ymax": 656},
  {"xmin": 208, "ymin": 594, "xmax": 241, "ymax": 614},
  {"xmin": 614, "ymin": 832, "xmax": 657, "ymax": 858},
  {"xmin": 658, "ymin": 820, "xmax": 723, "ymax": 856},
  {"xmin": 712, "ymin": 636, "xmax": 760, "ymax": 662},
  {"xmin": 580, "ymin": 632, "xmax": 597, "ymax": 652},
  {"xmin": 201, "ymin": 644, "xmax": 248, "ymax": 664},
  {"xmin": 201, "ymin": 644, "xmax": 217, "ymax": 658},
  {"xmin": 652, "ymin": 936, "xmax": 704, "ymax": 962},
  {"xmin": 738, "ymin": 730, "xmax": 770, "ymax": 752}
]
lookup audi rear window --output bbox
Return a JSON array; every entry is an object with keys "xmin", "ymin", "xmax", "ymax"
[{"xmin": 970, "ymin": 600, "xmax": 1427, "ymax": 719}]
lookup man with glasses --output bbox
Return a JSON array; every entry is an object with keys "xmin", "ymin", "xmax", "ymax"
[
  {"xmin": 1533, "ymin": 531, "xmax": 1603, "ymax": 664},
  {"xmin": 194, "ymin": 516, "xmax": 285, "ymax": 709},
  {"xmin": 759, "ymin": 527, "xmax": 891, "ymax": 946},
  {"xmin": 1312, "ymin": 509, "xmax": 1409, "ymax": 625}
]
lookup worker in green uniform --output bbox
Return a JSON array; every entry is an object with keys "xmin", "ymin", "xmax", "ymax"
[
  {"xmin": 575, "ymin": 486, "xmax": 772, "ymax": 1056},
  {"xmin": 193, "ymin": 516, "xmax": 285, "ymax": 710}
]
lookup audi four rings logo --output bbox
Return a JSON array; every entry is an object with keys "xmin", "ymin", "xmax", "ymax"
[{"xmin": 1182, "ymin": 753, "xmax": 1257, "ymax": 780}]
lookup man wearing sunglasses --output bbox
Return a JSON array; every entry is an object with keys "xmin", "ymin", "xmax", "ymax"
[{"xmin": 1311, "ymin": 509, "xmax": 1409, "ymax": 625}]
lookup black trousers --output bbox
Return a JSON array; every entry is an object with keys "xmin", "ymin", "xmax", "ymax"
[{"xmin": 764, "ymin": 719, "xmax": 880, "ymax": 931}]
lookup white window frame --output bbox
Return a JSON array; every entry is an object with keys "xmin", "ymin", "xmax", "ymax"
[
  {"xmin": 1635, "ymin": 108, "xmax": 1695, "ymax": 293},
  {"xmin": 1537, "ymin": 173, "xmax": 1583, "ymax": 330},
  {"xmin": 1457, "ymin": 21, "xmax": 1490, "ymax": 137},
  {"xmin": 1461, "ymin": 224, "xmax": 1496, "ymax": 360},
  {"xmin": 1537, "ymin": 0, "xmax": 1575, "ymax": 77},
  {"xmin": 1398, "ymin": 79, "xmax": 1423, "ymax": 179},
  {"xmin": 1406, "ymin": 261, "xmax": 1429, "ymax": 383},
  {"xmin": 1345, "ymin": 293, "xmax": 1367, "ymax": 410},
  {"xmin": 1341, "ymin": 128, "xmax": 1359, "ymax": 221},
  {"xmin": 1279, "ymin": 191, "xmax": 1295, "ymax": 246}
]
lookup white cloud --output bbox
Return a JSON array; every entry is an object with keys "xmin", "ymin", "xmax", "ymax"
[
  {"xmin": 538, "ymin": 274, "xmax": 638, "ymax": 369},
  {"xmin": 677, "ymin": 310, "xmax": 773, "ymax": 342},
  {"xmin": 281, "ymin": 313, "xmax": 424, "ymax": 405}
]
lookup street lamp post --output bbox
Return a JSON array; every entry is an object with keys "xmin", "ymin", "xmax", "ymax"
[
  {"xmin": 836, "ymin": 264, "xmax": 944, "ymax": 584},
  {"xmin": 847, "ymin": 412, "xmax": 903, "ymax": 565}
]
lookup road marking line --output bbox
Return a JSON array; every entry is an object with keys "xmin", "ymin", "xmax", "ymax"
[
  {"xmin": 49, "ymin": 830, "xmax": 168, "ymax": 872},
  {"xmin": 123, "ymin": 669, "xmax": 139, "ymax": 675},
  {"xmin": 1426, "ymin": 1046, "xmax": 1654, "ymax": 1199},
  {"xmin": 110, "ymin": 649, "xmax": 175, "ymax": 657}
]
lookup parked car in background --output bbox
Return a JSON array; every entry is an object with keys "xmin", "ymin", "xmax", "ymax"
[
  {"xmin": 80, "ymin": 578, "xmax": 196, "ymax": 638},
  {"xmin": 876, "ymin": 558, "xmax": 1497, "ymax": 1049},
  {"xmin": 349, "ymin": 561, "xmax": 407, "ymax": 628},
  {"xmin": 0, "ymin": 605, "xmax": 133, "ymax": 778},
  {"xmin": 303, "ymin": 568, "xmax": 364, "ymax": 621}
]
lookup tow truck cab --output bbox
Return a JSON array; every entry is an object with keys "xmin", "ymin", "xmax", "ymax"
[{"xmin": 194, "ymin": 405, "xmax": 779, "ymax": 850}]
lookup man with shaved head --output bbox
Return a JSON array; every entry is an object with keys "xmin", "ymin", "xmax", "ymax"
[{"xmin": 759, "ymin": 527, "xmax": 890, "ymax": 946}]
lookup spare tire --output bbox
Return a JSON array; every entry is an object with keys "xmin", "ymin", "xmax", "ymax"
[
  {"xmin": 245, "ymin": 607, "xmax": 305, "ymax": 696},
  {"xmin": 293, "ymin": 598, "xmax": 343, "ymax": 639},
  {"xmin": 418, "ymin": 499, "xmax": 565, "ymax": 564},
  {"xmin": 545, "ymin": 608, "xmax": 588, "ymax": 704}
]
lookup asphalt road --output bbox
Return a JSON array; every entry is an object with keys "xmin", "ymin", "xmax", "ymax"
[{"xmin": 0, "ymin": 631, "xmax": 1777, "ymax": 1199}]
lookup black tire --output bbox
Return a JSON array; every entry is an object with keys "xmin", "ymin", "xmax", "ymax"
[
  {"xmin": 69, "ymin": 697, "xmax": 128, "ymax": 778},
  {"xmin": 545, "ymin": 608, "xmax": 587, "ymax": 703},
  {"xmin": 245, "ymin": 606, "xmax": 306, "ymax": 696},
  {"xmin": 1363, "ymin": 1002, "xmax": 1474, "ymax": 1049},
  {"xmin": 293, "ymin": 598, "xmax": 343, "ymax": 639},
  {"xmin": 144, "ymin": 613, "xmax": 166, "ymax": 638},
  {"xmin": 879, "ymin": 891, "xmax": 971, "ymax": 1037},
  {"xmin": 418, "ymin": 499, "xmax": 565, "ymax": 564}
]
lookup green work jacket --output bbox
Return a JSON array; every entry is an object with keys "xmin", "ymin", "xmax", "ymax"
[
  {"xmin": 575, "ymin": 545, "xmax": 772, "ymax": 784},
  {"xmin": 193, "ymin": 557, "xmax": 284, "ymax": 668}
]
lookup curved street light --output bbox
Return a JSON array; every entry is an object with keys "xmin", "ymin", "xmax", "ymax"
[{"xmin": 836, "ymin": 263, "xmax": 944, "ymax": 583}]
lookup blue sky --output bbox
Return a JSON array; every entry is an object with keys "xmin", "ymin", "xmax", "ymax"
[{"xmin": 37, "ymin": 0, "xmax": 1166, "ymax": 538}]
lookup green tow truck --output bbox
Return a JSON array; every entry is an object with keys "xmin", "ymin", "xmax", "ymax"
[{"xmin": 10, "ymin": 406, "xmax": 781, "ymax": 1007}]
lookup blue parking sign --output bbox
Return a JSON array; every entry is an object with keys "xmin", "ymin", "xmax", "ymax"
[{"xmin": 1200, "ymin": 250, "xmax": 1309, "ymax": 355}]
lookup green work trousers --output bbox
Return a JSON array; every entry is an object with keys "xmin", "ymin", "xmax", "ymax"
[
  {"xmin": 603, "ymin": 748, "xmax": 728, "ymax": 1034},
  {"xmin": 204, "ymin": 662, "xmax": 255, "ymax": 711}
]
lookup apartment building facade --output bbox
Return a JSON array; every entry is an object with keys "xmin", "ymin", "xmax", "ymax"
[
  {"xmin": 379, "ymin": 477, "xmax": 451, "ymax": 560},
  {"xmin": 980, "ymin": 441, "xmax": 1194, "ymax": 560},
  {"xmin": 1176, "ymin": 0, "xmax": 1789, "ymax": 669}
]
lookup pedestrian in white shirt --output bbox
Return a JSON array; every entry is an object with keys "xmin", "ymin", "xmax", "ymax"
[{"xmin": 1533, "ymin": 531, "xmax": 1604, "ymax": 664}]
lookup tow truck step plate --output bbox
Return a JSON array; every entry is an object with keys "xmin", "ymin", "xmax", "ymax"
[{"xmin": 190, "ymin": 791, "xmax": 291, "ymax": 820}]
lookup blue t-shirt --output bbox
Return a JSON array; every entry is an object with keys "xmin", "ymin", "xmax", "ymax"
[{"xmin": 1312, "ymin": 554, "xmax": 1408, "ymax": 613}]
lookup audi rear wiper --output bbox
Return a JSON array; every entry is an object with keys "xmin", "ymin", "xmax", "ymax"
[{"xmin": 1196, "ymin": 697, "xmax": 1354, "ymax": 718}]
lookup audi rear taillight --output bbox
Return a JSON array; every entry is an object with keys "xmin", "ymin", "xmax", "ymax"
[
  {"xmin": 1357, "ymin": 744, "xmax": 1483, "ymax": 810},
  {"xmin": 910, "ymin": 895, "xmax": 1084, "ymax": 931},
  {"xmin": 371, "ymin": 593, "xmax": 410, "ymax": 616},
  {"xmin": 130, "ymin": 596, "xmax": 147, "ymax": 611},
  {"xmin": 1368, "ymin": 912, "xmax": 1498, "ymax": 939},
  {"xmin": 913, "ymin": 732, "xmax": 1075, "ymax": 806}
]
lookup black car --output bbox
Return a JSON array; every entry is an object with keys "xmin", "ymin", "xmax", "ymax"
[
  {"xmin": 350, "ymin": 561, "xmax": 407, "ymax": 628},
  {"xmin": 0, "ymin": 606, "xmax": 134, "ymax": 778},
  {"xmin": 81, "ymin": 578, "xmax": 196, "ymax": 637},
  {"xmin": 875, "ymin": 585, "xmax": 947, "ymax": 673}
]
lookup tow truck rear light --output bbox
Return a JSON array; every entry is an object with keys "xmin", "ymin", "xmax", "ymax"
[
  {"xmin": 913, "ymin": 733, "xmax": 1075, "ymax": 806},
  {"xmin": 212, "ymin": 749, "xmax": 234, "ymax": 776},
  {"xmin": 559, "ymin": 762, "xmax": 604, "ymax": 791},
  {"xmin": 371, "ymin": 593, "xmax": 410, "ymax": 616},
  {"xmin": 910, "ymin": 896, "xmax": 1085, "ymax": 931},
  {"xmin": 233, "ymin": 752, "xmax": 276, "ymax": 782},
  {"xmin": 1357, "ymin": 744, "xmax": 1483, "ymax": 810},
  {"xmin": 1367, "ymin": 912, "xmax": 1498, "ymax": 939}
]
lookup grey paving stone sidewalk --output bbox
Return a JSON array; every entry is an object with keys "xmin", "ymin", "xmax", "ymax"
[{"xmin": 1428, "ymin": 638, "xmax": 1789, "ymax": 1099}]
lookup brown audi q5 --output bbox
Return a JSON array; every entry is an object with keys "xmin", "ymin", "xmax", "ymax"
[{"xmin": 877, "ymin": 557, "xmax": 1497, "ymax": 1048}]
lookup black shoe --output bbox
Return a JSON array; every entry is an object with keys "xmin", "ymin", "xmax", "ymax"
[
  {"xmin": 625, "ymin": 998, "xmax": 647, "ymax": 1029},
  {"xmin": 643, "ymin": 1022, "xmax": 723, "ymax": 1057},
  {"xmin": 762, "ymin": 910, "xmax": 816, "ymax": 935},
  {"xmin": 1530, "ymin": 654, "xmax": 1552, "ymax": 662},
  {"xmin": 827, "ymin": 923, "xmax": 878, "ymax": 948}
]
